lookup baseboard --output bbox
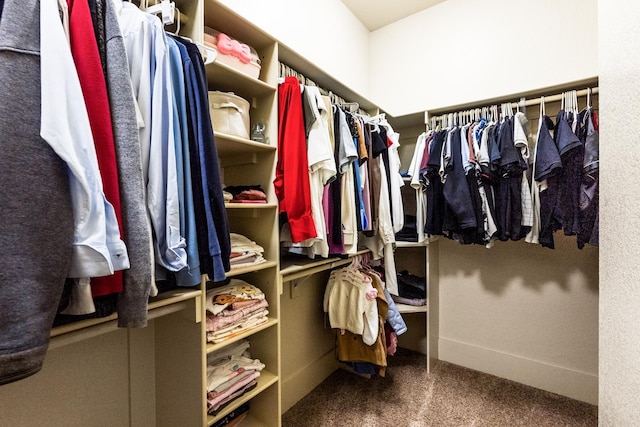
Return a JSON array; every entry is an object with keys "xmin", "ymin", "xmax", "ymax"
[
  {"xmin": 281, "ymin": 349, "xmax": 338, "ymax": 413},
  {"xmin": 438, "ymin": 337, "xmax": 598, "ymax": 405}
]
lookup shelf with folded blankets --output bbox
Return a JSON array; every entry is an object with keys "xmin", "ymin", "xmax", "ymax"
[
  {"xmin": 204, "ymin": 279, "xmax": 280, "ymax": 426},
  {"xmin": 203, "ymin": 2, "xmax": 281, "ymax": 425}
]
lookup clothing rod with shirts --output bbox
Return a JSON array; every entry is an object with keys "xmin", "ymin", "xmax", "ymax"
[
  {"xmin": 279, "ymin": 61, "xmax": 367, "ymax": 115},
  {"xmin": 426, "ymin": 86, "xmax": 599, "ymax": 125}
]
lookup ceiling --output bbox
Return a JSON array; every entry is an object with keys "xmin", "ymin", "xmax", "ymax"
[{"xmin": 341, "ymin": 0, "xmax": 445, "ymax": 31}]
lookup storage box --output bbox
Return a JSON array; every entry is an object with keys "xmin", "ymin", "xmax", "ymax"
[
  {"xmin": 208, "ymin": 91, "xmax": 251, "ymax": 139},
  {"xmin": 203, "ymin": 27, "xmax": 261, "ymax": 80}
]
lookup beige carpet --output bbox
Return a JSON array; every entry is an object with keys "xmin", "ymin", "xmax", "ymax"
[{"xmin": 282, "ymin": 348, "xmax": 597, "ymax": 426}]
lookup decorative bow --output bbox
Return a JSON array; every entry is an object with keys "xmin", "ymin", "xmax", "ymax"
[{"xmin": 217, "ymin": 33, "xmax": 252, "ymax": 64}]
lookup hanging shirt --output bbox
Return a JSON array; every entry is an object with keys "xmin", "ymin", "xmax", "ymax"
[
  {"xmin": 42, "ymin": 0, "xmax": 129, "ymax": 280},
  {"xmin": 514, "ymin": 112, "xmax": 534, "ymax": 229},
  {"xmin": 275, "ymin": 77, "xmax": 317, "ymax": 243},
  {"xmin": 336, "ymin": 107, "xmax": 359, "ymax": 254},
  {"xmin": 169, "ymin": 37, "xmax": 213, "ymax": 280},
  {"xmin": 357, "ymin": 119, "xmax": 373, "ymax": 233},
  {"xmin": 425, "ymin": 130, "xmax": 446, "ymax": 236},
  {"xmin": 67, "ymin": 0, "xmax": 129, "ymax": 304},
  {"xmin": 286, "ymin": 85, "xmax": 336, "ymax": 258},
  {"xmin": 187, "ymin": 41, "xmax": 231, "ymax": 276},
  {"xmin": 385, "ymin": 125, "xmax": 405, "ymax": 234},
  {"xmin": 442, "ymin": 127, "xmax": 477, "ymax": 231},
  {"xmin": 532, "ymin": 115, "xmax": 562, "ymax": 249},
  {"xmin": 323, "ymin": 268, "xmax": 378, "ymax": 346},
  {"xmin": 172, "ymin": 37, "xmax": 229, "ymax": 282},
  {"xmin": 555, "ymin": 110, "xmax": 584, "ymax": 236},
  {"xmin": 408, "ymin": 132, "xmax": 428, "ymax": 242},
  {"xmin": 577, "ymin": 108, "xmax": 599, "ymax": 248},
  {"xmin": 167, "ymin": 36, "xmax": 202, "ymax": 286},
  {"xmin": 117, "ymin": 2, "xmax": 188, "ymax": 276}
]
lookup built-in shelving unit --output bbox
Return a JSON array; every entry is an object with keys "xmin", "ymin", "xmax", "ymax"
[
  {"xmin": 202, "ymin": 1, "xmax": 281, "ymax": 425},
  {"xmin": 392, "ymin": 128, "xmax": 438, "ymax": 372}
]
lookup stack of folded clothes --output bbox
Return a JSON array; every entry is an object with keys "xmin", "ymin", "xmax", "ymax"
[
  {"xmin": 206, "ymin": 279, "xmax": 270, "ymax": 343},
  {"xmin": 207, "ymin": 339, "xmax": 264, "ymax": 416},
  {"xmin": 230, "ymin": 233, "xmax": 266, "ymax": 269},
  {"xmin": 211, "ymin": 402, "xmax": 250, "ymax": 427},
  {"xmin": 395, "ymin": 214, "xmax": 419, "ymax": 242},
  {"xmin": 392, "ymin": 270, "xmax": 427, "ymax": 306},
  {"xmin": 223, "ymin": 185, "xmax": 268, "ymax": 204}
]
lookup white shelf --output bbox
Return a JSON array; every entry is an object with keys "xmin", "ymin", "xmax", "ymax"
[
  {"xmin": 225, "ymin": 202, "xmax": 278, "ymax": 210},
  {"xmin": 205, "ymin": 60, "xmax": 276, "ymax": 98},
  {"xmin": 396, "ymin": 239, "xmax": 429, "ymax": 248},
  {"xmin": 215, "ymin": 132, "xmax": 276, "ymax": 157},
  {"xmin": 395, "ymin": 302, "xmax": 428, "ymax": 314},
  {"xmin": 224, "ymin": 260, "xmax": 279, "ymax": 278},
  {"xmin": 49, "ymin": 288, "xmax": 202, "ymax": 341}
]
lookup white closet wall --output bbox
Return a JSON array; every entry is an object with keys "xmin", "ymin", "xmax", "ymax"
[
  {"xmin": 598, "ymin": 1, "xmax": 640, "ymax": 424},
  {"xmin": 369, "ymin": 0, "xmax": 599, "ymax": 116},
  {"xmin": 216, "ymin": 0, "xmax": 371, "ymax": 99}
]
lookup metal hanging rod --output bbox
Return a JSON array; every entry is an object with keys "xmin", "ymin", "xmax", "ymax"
[
  {"xmin": 278, "ymin": 62, "xmax": 365, "ymax": 114},
  {"xmin": 427, "ymin": 86, "xmax": 599, "ymax": 127}
]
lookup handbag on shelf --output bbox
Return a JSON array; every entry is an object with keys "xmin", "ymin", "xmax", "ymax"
[{"xmin": 208, "ymin": 91, "xmax": 251, "ymax": 139}]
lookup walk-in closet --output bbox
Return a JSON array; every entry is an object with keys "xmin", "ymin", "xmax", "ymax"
[{"xmin": 0, "ymin": 0, "xmax": 638, "ymax": 425}]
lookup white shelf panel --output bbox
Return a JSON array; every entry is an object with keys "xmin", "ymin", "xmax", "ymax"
[
  {"xmin": 50, "ymin": 288, "xmax": 202, "ymax": 339},
  {"xmin": 215, "ymin": 132, "xmax": 276, "ymax": 157},
  {"xmin": 395, "ymin": 302, "xmax": 428, "ymax": 314},
  {"xmin": 223, "ymin": 260, "xmax": 279, "ymax": 278},
  {"xmin": 206, "ymin": 60, "xmax": 275, "ymax": 98},
  {"xmin": 225, "ymin": 202, "xmax": 277, "ymax": 210},
  {"xmin": 396, "ymin": 239, "xmax": 429, "ymax": 248}
]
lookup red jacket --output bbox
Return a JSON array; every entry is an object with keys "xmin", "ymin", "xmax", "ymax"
[{"xmin": 274, "ymin": 77, "xmax": 317, "ymax": 243}]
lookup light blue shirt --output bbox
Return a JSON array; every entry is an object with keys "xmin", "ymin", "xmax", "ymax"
[
  {"xmin": 145, "ymin": 14, "xmax": 187, "ymax": 272},
  {"xmin": 118, "ymin": 3, "xmax": 187, "ymax": 272},
  {"xmin": 41, "ymin": 0, "xmax": 129, "ymax": 278},
  {"xmin": 167, "ymin": 36, "xmax": 202, "ymax": 287}
]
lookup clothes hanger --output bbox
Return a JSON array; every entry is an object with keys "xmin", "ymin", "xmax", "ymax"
[
  {"xmin": 164, "ymin": 7, "xmax": 217, "ymax": 65},
  {"xmin": 146, "ymin": 0, "xmax": 175, "ymax": 25}
]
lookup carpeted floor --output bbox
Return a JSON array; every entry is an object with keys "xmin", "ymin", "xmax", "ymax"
[{"xmin": 282, "ymin": 348, "xmax": 597, "ymax": 427}]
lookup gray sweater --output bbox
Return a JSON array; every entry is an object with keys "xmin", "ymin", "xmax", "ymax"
[
  {"xmin": 0, "ymin": 0, "xmax": 75, "ymax": 384},
  {"xmin": 105, "ymin": 0, "xmax": 155, "ymax": 328}
]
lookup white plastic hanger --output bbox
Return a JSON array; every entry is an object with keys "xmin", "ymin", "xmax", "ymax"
[{"xmin": 146, "ymin": 0, "xmax": 175, "ymax": 25}]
